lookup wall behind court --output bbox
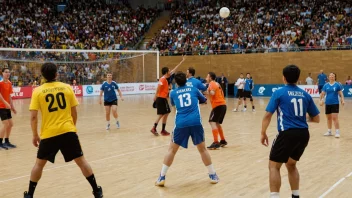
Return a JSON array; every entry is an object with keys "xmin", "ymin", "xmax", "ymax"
[{"xmin": 158, "ymin": 51, "xmax": 352, "ymax": 84}]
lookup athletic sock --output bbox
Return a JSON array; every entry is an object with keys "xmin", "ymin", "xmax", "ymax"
[
  {"xmin": 218, "ymin": 126, "xmax": 225, "ymax": 141},
  {"xmin": 206, "ymin": 164, "xmax": 216, "ymax": 175},
  {"xmin": 86, "ymin": 174, "xmax": 99, "ymax": 192},
  {"xmin": 162, "ymin": 123, "xmax": 166, "ymax": 131},
  {"xmin": 270, "ymin": 192, "xmax": 280, "ymax": 198},
  {"xmin": 336, "ymin": 129, "xmax": 340, "ymax": 133},
  {"xmin": 160, "ymin": 164, "xmax": 169, "ymax": 176},
  {"xmin": 292, "ymin": 190, "xmax": 299, "ymax": 196},
  {"xmin": 28, "ymin": 181, "xmax": 38, "ymax": 196},
  {"xmin": 212, "ymin": 129, "xmax": 219, "ymax": 143},
  {"xmin": 107, "ymin": 121, "xmax": 110, "ymax": 125},
  {"xmin": 0, "ymin": 138, "xmax": 3, "ymax": 144},
  {"xmin": 154, "ymin": 123, "xmax": 158, "ymax": 129},
  {"xmin": 4, "ymin": 138, "xmax": 9, "ymax": 143},
  {"xmin": 328, "ymin": 129, "xmax": 332, "ymax": 132},
  {"xmin": 115, "ymin": 117, "xmax": 118, "ymax": 122}
]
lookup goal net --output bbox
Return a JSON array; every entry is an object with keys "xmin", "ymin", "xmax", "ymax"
[{"xmin": 0, "ymin": 48, "xmax": 159, "ymax": 87}]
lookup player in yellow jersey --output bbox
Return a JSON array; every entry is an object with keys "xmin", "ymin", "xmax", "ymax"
[{"xmin": 24, "ymin": 63, "xmax": 103, "ymax": 198}]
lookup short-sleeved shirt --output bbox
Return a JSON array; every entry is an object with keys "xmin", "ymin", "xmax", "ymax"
[
  {"xmin": 29, "ymin": 82, "xmax": 79, "ymax": 139},
  {"xmin": 0, "ymin": 81, "xmax": 13, "ymax": 108},
  {"xmin": 158, "ymin": 76, "xmax": 169, "ymax": 98},
  {"xmin": 266, "ymin": 84, "xmax": 320, "ymax": 132},
  {"xmin": 186, "ymin": 77, "xmax": 207, "ymax": 91},
  {"xmin": 100, "ymin": 81, "xmax": 119, "ymax": 102},
  {"xmin": 322, "ymin": 82, "xmax": 343, "ymax": 105},
  {"xmin": 244, "ymin": 78, "xmax": 254, "ymax": 91},
  {"xmin": 207, "ymin": 81, "xmax": 226, "ymax": 109},
  {"xmin": 317, "ymin": 73, "xmax": 327, "ymax": 85},
  {"xmin": 170, "ymin": 85, "xmax": 207, "ymax": 127},
  {"xmin": 306, "ymin": 77, "xmax": 313, "ymax": 85}
]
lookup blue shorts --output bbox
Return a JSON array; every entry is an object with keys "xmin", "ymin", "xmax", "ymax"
[{"xmin": 172, "ymin": 125, "xmax": 204, "ymax": 149}]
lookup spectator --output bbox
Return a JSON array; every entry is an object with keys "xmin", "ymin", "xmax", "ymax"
[
  {"xmin": 346, "ymin": 76, "xmax": 352, "ymax": 85},
  {"xmin": 306, "ymin": 73, "xmax": 314, "ymax": 85}
]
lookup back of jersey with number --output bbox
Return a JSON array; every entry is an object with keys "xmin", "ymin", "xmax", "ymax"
[
  {"xmin": 266, "ymin": 85, "xmax": 319, "ymax": 132},
  {"xmin": 29, "ymin": 82, "xmax": 79, "ymax": 139},
  {"xmin": 170, "ymin": 86, "xmax": 206, "ymax": 127}
]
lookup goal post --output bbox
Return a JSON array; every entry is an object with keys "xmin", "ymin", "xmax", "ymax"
[{"xmin": 0, "ymin": 48, "xmax": 159, "ymax": 86}]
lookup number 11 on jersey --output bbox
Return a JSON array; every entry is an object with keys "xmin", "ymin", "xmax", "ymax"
[{"xmin": 291, "ymin": 98, "xmax": 303, "ymax": 116}]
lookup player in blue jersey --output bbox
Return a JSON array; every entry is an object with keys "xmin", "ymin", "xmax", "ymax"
[
  {"xmin": 99, "ymin": 72, "xmax": 124, "ymax": 130},
  {"xmin": 319, "ymin": 73, "xmax": 345, "ymax": 138},
  {"xmin": 243, "ymin": 73, "xmax": 255, "ymax": 112},
  {"xmin": 186, "ymin": 67, "xmax": 207, "ymax": 92},
  {"xmin": 155, "ymin": 71, "xmax": 219, "ymax": 187},
  {"xmin": 261, "ymin": 65, "xmax": 320, "ymax": 198},
  {"xmin": 317, "ymin": 70, "xmax": 327, "ymax": 93}
]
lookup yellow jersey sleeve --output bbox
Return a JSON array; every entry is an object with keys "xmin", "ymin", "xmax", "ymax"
[
  {"xmin": 29, "ymin": 89, "xmax": 40, "ymax": 111},
  {"xmin": 67, "ymin": 85, "xmax": 79, "ymax": 107}
]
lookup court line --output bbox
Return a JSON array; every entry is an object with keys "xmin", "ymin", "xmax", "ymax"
[
  {"xmin": 319, "ymin": 171, "xmax": 352, "ymax": 198},
  {"xmin": 0, "ymin": 144, "xmax": 168, "ymax": 184}
]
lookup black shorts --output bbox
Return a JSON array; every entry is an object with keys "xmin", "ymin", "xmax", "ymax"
[
  {"xmin": 243, "ymin": 90, "xmax": 252, "ymax": 100},
  {"xmin": 270, "ymin": 129, "xmax": 310, "ymax": 163},
  {"xmin": 104, "ymin": 100, "xmax": 118, "ymax": 106},
  {"xmin": 209, "ymin": 105, "xmax": 227, "ymax": 124},
  {"xmin": 236, "ymin": 89, "xmax": 244, "ymax": 98},
  {"xmin": 0, "ymin": 109, "xmax": 12, "ymax": 121},
  {"xmin": 318, "ymin": 85, "xmax": 324, "ymax": 94},
  {"xmin": 37, "ymin": 132, "xmax": 84, "ymax": 163},
  {"xmin": 325, "ymin": 104, "xmax": 339, "ymax": 114},
  {"xmin": 156, "ymin": 97, "xmax": 171, "ymax": 115}
]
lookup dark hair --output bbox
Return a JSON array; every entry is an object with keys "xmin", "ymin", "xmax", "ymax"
[
  {"xmin": 174, "ymin": 71, "xmax": 187, "ymax": 86},
  {"xmin": 208, "ymin": 72, "xmax": 216, "ymax": 80},
  {"xmin": 283, "ymin": 65, "xmax": 300, "ymax": 84},
  {"xmin": 41, "ymin": 63, "xmax": 57, "ymax": 82},
  {"xmin": 188, "ymin": 67, "xmax": 195, "ymax": 76},
  {"xmin": 2, "ymin": 67, "xmax": 9, "ymax": 72},
  {"xmin": 161, "ymin": 67, "xmax": 169, "ymax": 75}
]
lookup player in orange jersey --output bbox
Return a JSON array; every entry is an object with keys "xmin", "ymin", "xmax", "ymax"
[
  {"xmin": 0, "ymin": 67, "xmax": 17, "ymax": 150},
  {"xmin": 206, "ymin": 72, "xmax": 227, "ymax": 149},
  {"xmin": 150, "ymin": 56, "xmax": 186, "ymax": 136}
]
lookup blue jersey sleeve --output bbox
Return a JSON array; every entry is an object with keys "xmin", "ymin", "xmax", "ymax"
[
  {"xmin": 198, "ymin": 81, "xmax": 207, "ymax": 91},
  {"xmin": 100, "ymin": 82, "xmax": 105, "ymax": 91},
  {"xmin": 170, "ymin": 91, "xmax": 175, "ymax": 106},
  {"xmin": 307, "ymin": 96, "xmax": 320, "ymax": 117},
  {"xmin": 266, "ymin": 91, "xmax": 279, "ymax": 113},
  {"xmin": 196, "ymin": 89, "xmax": 207, "ymax": 104},
  {"xmin": 114, "ymin": 82, "xmax": 119, "ymax": 90},
  {"xmin": 322, "ymin": 84, "xmax": 327, "ymax": 92},
  {"xmin": 337, "ymin": 82, "xmax": 343, "ymax": 91}
]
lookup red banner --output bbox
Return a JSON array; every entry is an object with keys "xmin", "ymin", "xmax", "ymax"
[
  {"xmin": 71, "ymin": 86, "xmax": 83, "ymax": 97},
  {"xmin": 12, "ymin": 87, "xmax": 33, "ymax": 99}
]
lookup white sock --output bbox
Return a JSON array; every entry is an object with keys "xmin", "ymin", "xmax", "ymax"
[
  {"xmin": 336, "ymin": 129, "xmax": 340, "ymax": 133},
  {"xmin": 160, "ymin": 164, "xmax": 169, "ymax": 176},
  {"xmin": 292, "ymin": 190, "xmax": 299, "ymax": 196},
  {"xmin": 115, "ymin": 117, "xmax": 119, "ymax": 122},
  {"xmin": 270, "ymin": 192, "xmax": 280, "ymax": 198},
  {"xmin": 328, "ymin": 129, "xmax": 331, "ymax": 132},
  {"xmin": 206, "ymin": 164, "xmax": 216, "ymax": 175},
  {"xmin": 107, "ymin": 121, "xmax": 110, "ymax": 125}
]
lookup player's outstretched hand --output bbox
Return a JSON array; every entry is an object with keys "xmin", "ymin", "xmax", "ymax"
[
  {"xmin": 319, "ymin": 100, "xmax": 324, "ymax": 106},
  {"xmin": 32, "ymin": 135, "xmax": 41, "ymax": 147},
  {"xmin": 261, "ymin": 133, "xmax": 269, "ymax": 147},
  {"xmin": 11, "ymin": 108, "xmax": 17, "ymax": 114}
]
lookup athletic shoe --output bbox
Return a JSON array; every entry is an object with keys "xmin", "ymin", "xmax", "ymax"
[
  {"xmin": 160, "ymin": 130, "xmax": 170, "ymax": 136},
  {"xmin": 106, "ymin": 124, "xmax": 110, "ymax": 130},
  {"xmin": 232, "ymin": 109, "xmax": 238, "ymax": 112},
  {"xmin": 23, "ymin": 192, "xmax": 32, "ymax": 198},
  {"xmin": 324, "ymin": 131, "xmax": 332, "ymax": 136},
  {"xmin": 207, "ymin": 142, "xmax": 220, "ymax": 150},
  {"xmin": 116, "ymin": 121, "xmax": 120, "ymax": 129},
  {"xmin": 219, "ymin": 140, "xmax": 228, "ymax": 147},
  {"xmin": 155, "ymin": 175, "xmax": 166, "ymax": 187},
  {"xmin": 3, "ymin": 142, "xmax": 16, "ymax": 148},
  {"xmin": 292, "ymin": 195, "xmax": 299, "ymax": 198},
  {"xmin": 335, "ymin": 132, "xmax": 340, "ymax": 138},
  {"xmin": 150, "ymin": 127, "xmax": 159, "ymax": 136},
  {"xmin": 93, "ymin": 186, "xmax": 103, "ymax": 198},
  {"xmin": 209, "ymin": 173, "xmax": 219, "ymax": 184},
  {"xmin": 0, "ymin": 143, "xmax": 8, "ymax": 150},
  {"xmin": 242, "ymin": 108, "xmax": 247, "ymax": 112}
]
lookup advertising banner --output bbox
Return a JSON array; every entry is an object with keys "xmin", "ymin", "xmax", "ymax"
[
  {"xmin": 71, "ymin": 86, "xmax": 83, "ymax": 97},
  {"xmin": 11, "ymin": 87, "xmax": 33, "ymax": 99},
  {"xmin": 83, "ymin": 83, "xmax": 158, "ymax": 96}
]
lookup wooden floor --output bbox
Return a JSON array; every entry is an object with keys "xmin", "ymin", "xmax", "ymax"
[{"xmin": 1, "ymin": 95, "xmax": 352, "ymax": 198}]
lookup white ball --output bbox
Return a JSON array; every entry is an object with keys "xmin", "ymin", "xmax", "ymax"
[{"xmin": 219, "ymin": 7, "xmax": 230, "ymax": 18}]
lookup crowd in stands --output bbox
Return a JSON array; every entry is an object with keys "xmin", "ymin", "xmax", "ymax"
[
  {"xmin": 0, "ymin": 0, "xmax": 159, "ymax": 50},
  {"xmin": 147, "ymin": 0, "xmax": 352, "ymax": 55}
]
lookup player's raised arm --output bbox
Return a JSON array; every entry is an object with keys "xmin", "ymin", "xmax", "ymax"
[{"xmin": 170, "ymin": 55, "xmax": 186, "ymax": 75}]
